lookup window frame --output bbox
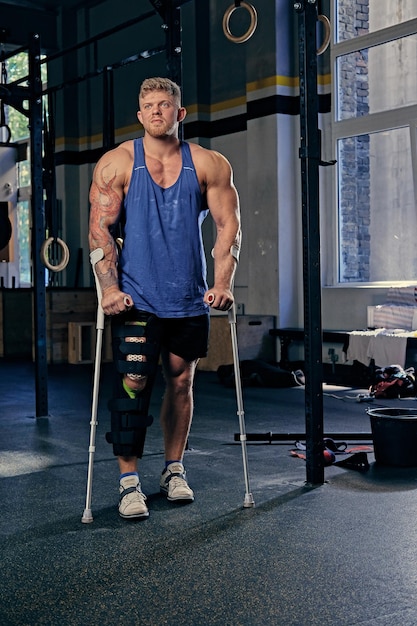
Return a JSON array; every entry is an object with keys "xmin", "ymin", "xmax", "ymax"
[{"xmin": 329, "ymin": 7, "xmax": 417, "ymax": 286}]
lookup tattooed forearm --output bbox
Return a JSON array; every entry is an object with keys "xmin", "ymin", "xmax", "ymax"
[
  {"xmin": 95, "ymin": 265, "xmax": 119, "ymax": 291},
  {"xmin": 88, "ymin": 161, "xmax": 124, "ymax": 294}
]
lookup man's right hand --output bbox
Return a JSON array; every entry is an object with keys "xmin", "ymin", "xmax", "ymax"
[{"xmin": 101, "ymin": 286, "xmax": 133, "ymax": 315}]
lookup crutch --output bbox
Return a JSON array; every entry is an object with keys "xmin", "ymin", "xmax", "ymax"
[
  {"xmin": 228, "ymin": 301, "xmax": 255, "ymax": 507},
  {"xmin": 81, "ymin": 248, "xmax": 105, "ymax": 523},
  {"xmin": 208, "ymin": 292, "xmax": 255, "ymax": 508}
]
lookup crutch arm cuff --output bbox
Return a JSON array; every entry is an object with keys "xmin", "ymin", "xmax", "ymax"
[
  {"xmin": 90, "ymin": 247, "xmax": 105, "ymax": 266},
  {"xmin": 90, "ymin": 248, "xmax": 105, "ymax": 305},
  {"xmin": 230, "ymin": 244, "xmax": 240, "ymax": 263},
  {"xmin": 210, "ymin": 245, "xmax": 240, "ymax": 263}
]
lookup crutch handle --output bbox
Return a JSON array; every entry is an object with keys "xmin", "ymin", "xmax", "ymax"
[{"xmin": 123, "ymin": 295, "xmax": 133, "ymax": 308}]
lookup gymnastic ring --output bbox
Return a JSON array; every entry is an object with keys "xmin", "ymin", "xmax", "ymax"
[
  {"xmin": 222, "ymin": 2, "xmax": 258, "ymax": 44},
  {"xmin": 317, "ymin": 14, "xmax": 331, "ymax": 56},
  {"xmin": 40, "ymin": 236, "xmax": 70, "ymax": 272},
  {"xmin": 0, "ymin": 124, "xmax": 11, "ymax": 144}
]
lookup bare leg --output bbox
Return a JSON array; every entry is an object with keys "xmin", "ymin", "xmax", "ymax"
[
  {"xmin": 160, "ymin": 350, "xmax": 198, "ymax": 462},
  {"xmin": 118, "ymin": 455, "xmax": 138, "ymax": 474}
]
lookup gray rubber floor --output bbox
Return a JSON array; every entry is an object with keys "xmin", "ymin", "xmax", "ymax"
[{"xmin": 1, "ymin": 360, "xmax": 417, "ymax": 626}]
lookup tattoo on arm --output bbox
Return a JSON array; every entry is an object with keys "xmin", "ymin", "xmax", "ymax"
[
  {"xmin": 89, "ymin": 167, "xmax": 121, "ymax": 247},
  {"xmin": 89, "ymin": 164, "xmax": 123, "ymax": 290},
  {"xmin": 95, "ymin": 266, "xmax": 119, "ymax": 291}
]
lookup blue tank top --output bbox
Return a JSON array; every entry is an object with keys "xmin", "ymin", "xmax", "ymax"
[{"xmin": 119, "ymin": 138, "xmax": 209, "ymax": 318}]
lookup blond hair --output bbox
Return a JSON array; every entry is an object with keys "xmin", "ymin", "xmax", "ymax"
[{"xmin": 139, "ymin": 77, "xmax": 181, "ymax": 106}]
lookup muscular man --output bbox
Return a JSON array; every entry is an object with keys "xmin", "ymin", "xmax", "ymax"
[{"xmin": 88, "ymin": 77, "xmax": 241, "ymax": 520}]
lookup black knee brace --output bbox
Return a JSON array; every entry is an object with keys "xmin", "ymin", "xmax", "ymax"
[{"xmin": 106, "ymin": 311, "xmax": 161, "ymax": 457}]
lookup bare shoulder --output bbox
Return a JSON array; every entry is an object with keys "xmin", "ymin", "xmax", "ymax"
[
  {"xmin": 94, "ymin": 140, "xmax": 135, "ymax": 184},
  {"xmin": 188, "ymin": 142, "xmax": 233, "ymax": 183}
]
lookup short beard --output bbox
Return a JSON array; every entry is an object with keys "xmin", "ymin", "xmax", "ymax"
[{"xmin": 145, "ymin": 121, "xmax": 177, "ymax": 138}]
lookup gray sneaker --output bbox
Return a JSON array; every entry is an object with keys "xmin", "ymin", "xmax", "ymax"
[
  {"xmin": 119, "ymin": 475, "xmax": 149, "ymax": 519},
  {"xmin": 160, "ymin": 462, "xmax": 194, "ymax": 502}
]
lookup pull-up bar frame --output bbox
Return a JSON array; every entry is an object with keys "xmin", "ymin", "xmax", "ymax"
[
  {"xmin": 296, "ymin": 0, "xmax": 325, "ymax": 485},
  {"xmin": 0, "ymin": 0, "xmax": 186, "ymax": 417}
]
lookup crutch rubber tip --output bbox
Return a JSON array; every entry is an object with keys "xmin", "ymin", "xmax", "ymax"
[
  {"xmin": 243, "ymin": 494, "xmax": 255, "ymax": 508},
  {"xmin": 81, "ymin": 509, "xmax": 94, "ymax": 523}
]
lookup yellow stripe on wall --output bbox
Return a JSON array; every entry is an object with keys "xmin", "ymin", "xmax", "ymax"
[
  {"xmin": 247, "ymin": 75, "xmax": 298, "ymax": 91},
  {"xmin": 247, "ymin": 73, "xmax": 331, "ymax": 91},
  {"xmin": 56, "ymin": 74, "xmax": 332, "ymax": 148}
]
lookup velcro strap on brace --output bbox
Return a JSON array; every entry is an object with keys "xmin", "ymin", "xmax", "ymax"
[
  {"xmin": 119, "ymin": 413, "xmax": 153, "ymax": 429},
  {"xmin": 118, "ymin": 342, "xmax": 155, "ymax": 356},
  {"xmin": 109, "ymin": 395, "xmax": 155, "ymax": 414},
  {"xmin": 117, "ymin": 360, "xmax": 150, "ymax": 375},
  {"xmin": 106, "ymin": 416, "xmax": 153, "ymax": 445},
  {"xmin": 112, "ymin": 324, "xmax": 146, "ymax": 339}
]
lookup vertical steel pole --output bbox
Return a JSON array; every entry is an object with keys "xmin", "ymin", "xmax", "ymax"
[
  {"xmin": 29, "ymin": 33, "xmax": 49, "ymax": 418},
  {"xmin": 165, "ymin": 1, "xmax": 183, "ymax": 140},
  {"xmin": 103, "ymin": 66, "xmax": 115, "ymax": 151},
  {"xmin": 165, "ymin": 2, "xmax": 182, "ymax": 88},
  {"xmin": 149, "ymin": 0, "xmax": 183, "ymax": 137},
  {"xmin": 296, "ymin": 0, "xmax": 324, "ymax": 484}
]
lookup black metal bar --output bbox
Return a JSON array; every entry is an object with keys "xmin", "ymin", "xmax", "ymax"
[
  {"xmin": 296, "ymin": 0, "xmax": 324, "ymax": 484},
  {"xmin": 234, "ymin": 433, "xmax": 373, "ymax": 443},
  {"xmin": 0, "ymin": 43, "xmax": 29, "ymax": 62},
  {"xmin": 165, "ymin": 3, "xmax": 183, "ymax": 86},
  {"xmin": 148, "ymin": 2, "xmax": 183, "ymax": 78},
  {"xmin": 150, "ymin": 0, "xmax": 183, "ymax": 132},
  {"xmin": 44, "ymin": 45, "xmax": 166, "ymax": 96},
  {"xmin": 43, "ymin": 93, "xmax": 60, "ymax": 287},
  {"xmin": 29, "ymin": 33, "xmax": 48, "ymax": 418},
  {"xmin": 0, "ymin": 78, "xmax": 30, "ymax": 117},
  {"xmin": 165, "ymin": 2, "xmax": 183, "ymax": 138},
  {"xmin": 103, "ymin": 66, "xmax": 115, "ymax": 151},
  {"xmin": 45, "ymin": 9, "xmax": 157, "ymax": 65}
]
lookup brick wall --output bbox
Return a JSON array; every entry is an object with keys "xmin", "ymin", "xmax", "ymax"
[{"xmin": 337, "ymin": 0, "xmax": 370, "ymax": 282}]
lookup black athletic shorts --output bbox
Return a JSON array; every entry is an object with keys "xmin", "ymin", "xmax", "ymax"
[
  {"xmin": 159, "ymin": 313, "xmax": 210, "ymax": 362},
  {"xmin": 115, "ymin": 309, "xmax": 210, "ymax": 363}
]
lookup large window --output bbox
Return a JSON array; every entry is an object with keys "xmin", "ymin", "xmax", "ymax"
[
  {"xmin": 332, "ymin": 1, "xmax": 417, "ymax": 283},
  {"xmin": 1, "ymin": 51, "xmax": 47, "ymax": 287}
]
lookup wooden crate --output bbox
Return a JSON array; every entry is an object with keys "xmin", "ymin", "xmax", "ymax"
[
  {"xmin": 198, "ymin": 314, "xmax": 276, "ymax": 372},
  {"xmin": 68, "ymin": 319, "xmax": 112, "ymax": 364},
  {"xmin": 68, "ymin": 321, "xmax": 95, "ymax": 364},
  {"xmin": 47, "ymin": 290, "xmax": 96, "ymax": 363},
  {"xmin": 1, "ymin": 288, "xmax": 102, "ymax": 362}
]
